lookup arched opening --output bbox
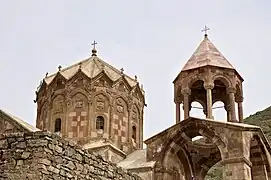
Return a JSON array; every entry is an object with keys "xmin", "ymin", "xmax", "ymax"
[
  {"xmin": 54, "ymin": 118, "xmax": 61, "ymax": 133},
  {"xmin": 161, "ymin": 122, "xmax": 224, "ymax": 180},
  {"xmin": 189, "ymin": 80, "xmax": 206, "ymax": 120},
  {"xmin": 250, "ymin": 136, "xmax": 271, "ymax": 179},
  {"xmin": 190, "ymin": 102, "xmax": 206, "ymax": 119},
  {"xmin": 96, "ymin": 116, "xmax": 104, "ymax": 130},
  {"xmin": 212, "ymin": 101, "xmax": 227, "ymax": 122},
  {"xmin": 204, "ymin": 161, "xmax": 223, "ymax": 180},
  {"xmin": 190, "ymin": 101, "xmax": 205, "ymax": 141},
  {"xmin": 132, "ymin": 126, "xmax": 136, "ymax": 141}
]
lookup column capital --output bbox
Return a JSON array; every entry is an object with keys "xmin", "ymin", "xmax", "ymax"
[
  {"xmin": 204, "ymin": 82, "xmax": 214, "ymax": 90},
  {"xmin": 181, "ymin": 88, "xmax": 191, "ymax": 96},
  {"xmin": 236, "ymin": 96, "xmax": 244, "ymax": 103},
  {"xmin": 227, "ymin": 87, "xmax": 236, "ymax": 94},
  {"xmin": 174, "ymin": 97, "xmax": 182, "ymax": 103}
]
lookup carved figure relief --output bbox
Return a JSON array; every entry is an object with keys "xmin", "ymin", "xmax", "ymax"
[
  {"xmin": 116, "ymin": 98, "xmax": 125, "ymax": 114},
  {"xmin": 97, "ymin": 101, "xmax": 105, "ymax": 110},
  {"xmin": 117, "ymin": 105, "xmax": 124, "ymax": 113},
  {"xmin": 95, "ymin": 94, "xmax": 108, "ymax": 112},
  {"xmin": 74, "ymin": 100, "xmax": 84, "ymax": 108},
  {"xmin": 54, "ymin": 100, "xmax": 64, "ymax": 114}
]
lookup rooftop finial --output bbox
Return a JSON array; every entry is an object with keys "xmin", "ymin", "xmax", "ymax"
[
  {"xmin": 45, "ymin": 72, "xmax": 48, "ymax": 77},
  {"xmin": 120, "ymin": 68, "xmax": 124, "ymax": 74},
  {"xmin": 91, "ymin": 40, "xmax": 98, "ymax": 56},
  {"xmin": 135, "ymin": 75, "xmax": 137, "ymax": 81},
  {"xmin": 58, "ymin": 65, "xmax": 62, "ymax": 71},
  {"xmin": 79, "ymin": 62, "xmax": 82, "ymax": 70},
  {"xmin": 202, "ymin": 26, "xmax": 210, "ymax": 37}
]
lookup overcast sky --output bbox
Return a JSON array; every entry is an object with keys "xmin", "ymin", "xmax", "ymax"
[{"xmin": 0, "ymin": 0, "xmax": 271, "ymax": 139}]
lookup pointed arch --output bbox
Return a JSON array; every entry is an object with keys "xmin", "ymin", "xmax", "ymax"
[
  {"xmin": 92, "ymin": 91, "xmax": 111, "ymax": 103},
  {"xmin": 92, "ymin": 71, "xmax": 113, "ymax": 87},
  {"xmin": 48, "ymin": 72, "xmax": 67, "ymax": 88},
  {"xmin": 68, "ymin": 69, "xmax": 91, "ymax": 84},
  {"xmin": 70, "ymin": 88, "xmax": 89, "ymax": 101}
]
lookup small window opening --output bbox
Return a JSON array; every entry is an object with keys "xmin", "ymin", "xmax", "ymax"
[
  {"xmin": 96, "ymin": 116, "xmax": 104, "ymax": 130},
  {"xmin": 55, "ymin": 118, "xmax": 61, "ymax": 133},
  {"xmin": 132, "ymin": 126, "xmax": 136, "ymax": 140}
]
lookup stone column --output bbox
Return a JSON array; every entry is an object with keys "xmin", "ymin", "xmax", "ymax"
[
  {"xmin": 237, "ymin": 98, "xmax": 244, "ymax": 123},
  {"xmin": 181, "ymin": 88, "xmax": 191, "ymax": 120},
  {"xmin": 222, "ymin": 158, "xmax": 252, "ymax": 180},
  {"xmin": 225, "ymin": 104, "xmax": 231, "ymax": 122},
  {"xmin": 204, "ymin": 83, "xmax": 214, "ymax": 119},
  {"xmin": 175, "ymin": 102, "xmax": 181, "ymax": 123},
  {"xmin": 227, "ymin": 88, "xmax": 237, "ymax": 122}
]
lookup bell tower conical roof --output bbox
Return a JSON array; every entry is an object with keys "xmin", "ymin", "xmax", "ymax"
[
  {"xmin": 181, "ymin": 35, "xmax": 235, "ymax": 71},
  {"xmin": 174, "ymin": 30, "xmax": 244, "ymax": 124}
]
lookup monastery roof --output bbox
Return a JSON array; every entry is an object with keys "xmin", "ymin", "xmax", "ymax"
[
  {"xmin": 181, "ymin": 35, "xmax": 235, "ymax": 71},
  {"xmin": 0, "ymin": 109, "xmax": 40, "ymax": 132},
  {"xmin": 44, "ymin": 54, "xmax": 143, "ymax": 93},
  {"xmin": 83, "ymin": 139, "xmax": 126, "ymax": 156},
  {"xmin": 117, "ymin": 149, "xmax": 156, "ymax": 169},
  {"xmin": 145, "ymin": 117, "xmax": 266, "ymax": 145}
]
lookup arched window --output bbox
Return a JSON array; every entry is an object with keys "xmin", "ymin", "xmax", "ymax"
[
  {"xmin": 96, "ymin": 116, "xmax": 104, "ymax": 130},
  {"xmin": 55, "ymin": 118, "xmax": 61, "ymax": 133},
  {"xmin": 132, "ymin": 126, "xmax": 136, "ymax": 141}
]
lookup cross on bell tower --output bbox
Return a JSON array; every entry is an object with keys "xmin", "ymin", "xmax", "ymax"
[
  {"xmin": 173, "ymin": 30, "xmax": 244, "ymax": 123},
  {"xmin": 201, "ymin": 26, "xmax": 210, "ymax": 36}
]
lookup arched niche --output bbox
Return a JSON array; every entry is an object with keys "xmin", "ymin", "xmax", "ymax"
[
  {"xmin": 94, "ymin": 93, "xmax": 110, "ymax": 113},
  {"xmin": 112, "ymin": 97, "xmax": 129, "ymax": 150},
  {"xmin": 250, "ymin": 135, "xmax": 271, "ymax": 180},
  {"xmin": 51, "ymin": 94, "xmax": 65, "ymax": 132},
  {"xmin": 68, "ymin": 92, "xmax": 89, "ymax": 140}
]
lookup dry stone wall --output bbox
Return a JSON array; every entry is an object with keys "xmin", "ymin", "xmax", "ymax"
[{"xmin": 0, "ymin": 131, "xmax": 142, "ymax": 180}]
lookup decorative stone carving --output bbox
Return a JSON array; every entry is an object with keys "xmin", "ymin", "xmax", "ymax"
[
  {"xmin": 132, "ymin": 106, "xmax": 138, "ymax": 121},
  {"xmin": 74, "ymin": 100, "xmax": 84, "ymax": 108},
  {"xmin": 54, "ymin": 101, "xmax": 64, "ymax": 114},
  {"xmin": 97, "ymin": 94, "xmax": 105, "ymax": 101},
  {"xmin": 117, "ymin": 105, "xmax": 124, "ymax": 113},
  {"xmin": 97, "ymin": 101, "xmax": 105, "ymax": 110}
]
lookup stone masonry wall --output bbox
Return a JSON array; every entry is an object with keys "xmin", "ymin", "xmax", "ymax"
[{"xmin": 0, "ymin": 131, "xmax": 142, "ymax": 180}]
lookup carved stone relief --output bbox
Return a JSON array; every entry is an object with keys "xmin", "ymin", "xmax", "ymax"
[
  {"xmin": 116, "ymin": 98, "xmax": 125, "ymax": 114},
  {"xmin": 96, "ymin": 101, "xmax": 105, "ymax": 111},
  {"xmin": 95, "ymin": 94, "xmax": 108, "ymax": 112},
  {"xmin": 54, "ymin": 100, "xmax": 64, "ymax": 114},
  {"xmin": 74, "ymin": 100, "xmax": 84, "ymax": 108},
  {"xmin": 117, "ymin": 105, "xmax": 124, "ymax": 113},
  {"xmin": 132, "ymin": 106, "xmax": 138, "ymax": 121},
  {"xmin": 118, "ymin": 82, "xmax": 126, "ymax": 92}
]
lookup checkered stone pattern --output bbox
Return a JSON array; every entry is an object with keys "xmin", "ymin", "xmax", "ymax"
[
  {"xmin": 113, "ymin": 113, "xmax": 128, "ymax": 151},
  {"xmin": 68, "ymin": 111, "xmax": 88, "ymax": 139}
]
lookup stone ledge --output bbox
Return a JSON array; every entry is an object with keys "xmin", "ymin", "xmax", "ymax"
[{"xmin": 220, "ymin": 157, "xmax": 252, "ymax": 167}]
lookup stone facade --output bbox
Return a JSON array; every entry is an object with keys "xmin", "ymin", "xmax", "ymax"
[
  {"xmin": 0, "ymin": 131, "xmax": 142, "ymax": 180},
  {"xmin": 35, "ymin": 53, "xmax": 145, "ymax": 155},
  {"xmin": 142, "ymin": 117, "xmax": 271, "ymax": 180}
]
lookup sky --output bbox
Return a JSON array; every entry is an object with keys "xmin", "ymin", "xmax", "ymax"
[{"xmin": 0, "ymin": 0, "xmax": 271, "ymax": 140}]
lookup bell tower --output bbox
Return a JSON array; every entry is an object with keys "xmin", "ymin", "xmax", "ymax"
[{"xmin": 173, "ymin": 28, "xmax": 244, "ymax": 123}]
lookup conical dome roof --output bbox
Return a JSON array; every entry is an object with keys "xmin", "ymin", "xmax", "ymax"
[{"xmin": 181, "ymin": 35, "xmax": 235, "ymax": 71}]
